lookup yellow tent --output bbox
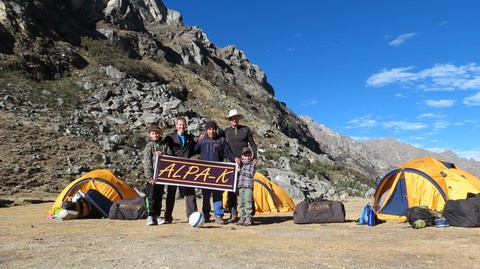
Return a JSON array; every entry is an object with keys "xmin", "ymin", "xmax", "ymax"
[
  {"xmin": 47, "ymin": 169, "xmax": 139, "ymax": 215},
  {"xmin": 224, "ymin": 172, "xmax": 296, "ymax": 214},
  {"xmin": 374, "ymin": 157, "xmax": 480, "ymax": 220}
]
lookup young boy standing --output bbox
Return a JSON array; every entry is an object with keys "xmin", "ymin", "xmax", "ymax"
[
  {"xmin": 143, "ymin": 124, "xmax": 171, "ymax": 226},
  {"xmin": 236, "ymin": 147, "xmax": 256, "ymax": 226}
]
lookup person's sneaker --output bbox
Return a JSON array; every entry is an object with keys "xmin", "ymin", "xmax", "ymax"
[
  {"xmin": 236, "ymin": 217, "xmax": 246, "ymax": 226},
  {"xmin": 156, "ymin": 216, "xmax": 166, "ymax": 225},
  {"xmin": 215, "ymin": 217, "xmax": 226, "ymax": 225},
  {"xmin": 146, "ymin": 216, "xmax": 157, "ymax": 226},
  {"xmin": 164, "ymin": 219, "xmax": 172, "ymax": 224},
  {"xmin": 243, "ymin": 217, "xmax": 252, "ymax": 226}
]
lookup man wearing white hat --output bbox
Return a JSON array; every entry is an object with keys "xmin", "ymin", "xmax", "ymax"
[{"xmin": 223, "ymin": 109, "xmax": 258, "ymax": 223}]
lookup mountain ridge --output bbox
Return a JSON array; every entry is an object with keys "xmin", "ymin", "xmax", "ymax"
[
  {"xmin": 301, "ymin": 115, "xmax": 480, "ymax": 179},
  {"xmin": 1, "ymin": 0, "xmax": 478, "ymax": 203}
]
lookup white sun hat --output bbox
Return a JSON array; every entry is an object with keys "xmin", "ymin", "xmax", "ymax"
[{"xmin": 225, "ymin": 109, "xmax": 244, "ymax": 120}]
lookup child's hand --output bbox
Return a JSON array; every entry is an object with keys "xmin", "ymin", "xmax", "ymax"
[
  {"xmin": 155, "ymin": 151, "xmax": 163, "ymax": 156},
  {"xmin": 148, "ymin": 179, "xmax": 156, "ymax": 185}
]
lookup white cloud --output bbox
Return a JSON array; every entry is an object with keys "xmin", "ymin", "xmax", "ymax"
[
  {"xmin": 419, "ymin": 63, "xmax": 467, "ymax": 78},
  {"xmin": 286, "ymin": 48, "xmax": 296, "ymax": 52},
  {"xmin": 433, "ymin": 121, "xmax": 450, "ymax": 129},
  {"xmin": 389, "ymin": 32, "xmax": 418, "ymax": 47},
  {"xmin": 417, "ymin": 113, "xmax": 445, "ymax": 119},
  {"xmin": 347, "ymin": 115, "xmax": 428, "ymax": 132},
  {"xmin": 366, "ymin": 67, "xmax": 417, "ymax": 87},
  {"xmin": 463, "ymin": 92, "xmax": 480, "ymax": 106},
  {"xmin": 425, "ymin": 99, "xmax": 455, "ymax": 108},
  {"xmin": 460, "ymin": 77, "xmax": 480, "ymax": 89},
  {"xmin": 394, "ymin": 93, "xmax": 406, "ymax": 98},
  {"xmin": 346, "ymin": 115, "xmax": 378, "ymax": 128},
  {"xmin": 382, "ymin": 121, "xmax": 428, "ymax": 130},
  {"xmin": 439, "ymin": 20, "xmax": 448, "ymax": 26},
  {"xmin": 366, "ymin": 63, "xmax": 480, "ymax": 92}
]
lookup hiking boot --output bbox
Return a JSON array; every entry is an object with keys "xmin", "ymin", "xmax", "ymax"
[
  {"xmin": 215, "ymin": 217, "xmax": 226, "ymax": 225},
  {"xmin": 226, "ymin": 215, "xmax": 238, "ymax": 224},
  {"xmin": 164, "ymin": 219, "xmax": 172, "ymax": 224},
  {"xmin": 243, "ymin": 217, "xmax": 252, "ymax": 226},
  {"xmin": 236, "ymin": 217, "xmax": 246, "ymax": 226},
  {"xmin": 146, "ymin": 216, "xmax": 157, "ymax": 226},
  {"xmin": 227, "ymin": 217, "xmax": 238, "ymax": 223}
]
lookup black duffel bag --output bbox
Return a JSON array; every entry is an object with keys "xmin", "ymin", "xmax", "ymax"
[
  {"xmin": 109, "ymin": 196, "xmax": 147, "ymax": 220},
  {"xmin": 443, "ymin": 193, "xmax": 480, "ymax": 227},
  {"xmin": 293, "ymin": 198, "xmax": 346, "ymax": 224}
]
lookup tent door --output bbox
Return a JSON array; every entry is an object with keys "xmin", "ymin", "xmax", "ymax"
[{"xmin": 379, "ymin": 177, "xmax": 408, "ymax": 216}]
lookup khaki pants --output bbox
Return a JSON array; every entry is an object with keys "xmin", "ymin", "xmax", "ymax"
[{"xmin": 238, "ymin": 188, "xmax": 254, "ymax": 218}]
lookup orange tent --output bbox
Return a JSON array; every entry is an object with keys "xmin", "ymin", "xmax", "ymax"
[
  {"xmin": 374, "ymin": 157, "xmax": 480, "ymax": 220},
  {"xmin": 224, "ymin": 172, "xmax": 296, "ymax": 214},
  {"xmin": 47, "ymin": 169, "xmax": 139, "ymax": 215}
]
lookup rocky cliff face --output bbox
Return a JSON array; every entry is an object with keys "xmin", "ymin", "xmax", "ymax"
[
  {"xmin": 1, "ymin": 0, "xmax": 478, "ymax": 202},
  {"xmin": 0, "ymin": 0, "xmax": 328, "ymax": 199}
]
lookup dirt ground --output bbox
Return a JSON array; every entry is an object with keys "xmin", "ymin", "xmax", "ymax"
[{"xmin": 1, "ymin": 195, "xmax": 480, "ymax": 269}]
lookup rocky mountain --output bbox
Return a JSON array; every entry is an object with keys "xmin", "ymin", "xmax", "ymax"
[
  {"xmin": 301, "ymin": 116, "xmax": 480, "ymax": 180},
  {"xmin": 1, "ymin": 0, "xmax": 478, "ymax": 204}
]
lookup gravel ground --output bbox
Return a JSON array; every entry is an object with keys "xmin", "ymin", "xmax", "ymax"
[{"xmin": 1, "ymin": 196, "xmax": 480, "ymax": 269}]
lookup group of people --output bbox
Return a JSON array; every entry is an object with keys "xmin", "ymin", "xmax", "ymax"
[{"xmin": 143, "ymin": 109, "xmax": 257, "ymax": 226}]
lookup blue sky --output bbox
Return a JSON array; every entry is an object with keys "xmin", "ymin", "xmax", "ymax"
[{"xmin": 163, "ymin": 1, "xmax": 480, "ymax": 161}]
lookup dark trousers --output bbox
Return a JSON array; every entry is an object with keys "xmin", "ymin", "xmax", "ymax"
[
  {"xmin": 163, "ymin": 185, "xmax": 177, "ymax": 222},
  {"xmin": 183, "ymin": 186, "xmax": 198, "ymax": 218},
  {"xmin": 201, "ymin": 188, "xmax": 224, "ymax": 219},
  {"xmin": 146, "ymin": 182, "xmax": 163, "ymax": 217},
  {"xmin": 227, "ymin": 191, "xmax": 238, "ymax": 218},
  {"xmin": 145, "ymin": 183, "xmax": 176, "ymax": 220},
  {"xmin": 178, "ymin": 186, "xmax": 186, "ymax": 198}
]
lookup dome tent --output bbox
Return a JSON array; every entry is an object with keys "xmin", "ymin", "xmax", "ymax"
[
  {"xmin": 223, "ymin": 172, "xmax": 296, "ymax": 214},
  {"xmin": 252, "ymin": 172, "xmax": 296, "ymax": 213},
  {"xmin": 48, "ymin": 169, "xmax": 139, "ymax": 215},
  {"xmin": 374, "ymin": 157, "xmax": 480, "ymax": 221}
]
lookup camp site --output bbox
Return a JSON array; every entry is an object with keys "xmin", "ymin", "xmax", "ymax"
[{"xmin": 1, "ymin": 157, "xmax": 480, "ymax": 268}]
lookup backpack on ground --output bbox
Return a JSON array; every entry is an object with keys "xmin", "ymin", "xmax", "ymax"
[
  {"xmin": 357, "ymin": 203, "xmax": 372, "ymax": 225},
  {"xmin": 293, "ymin": 198, "xmax": 345, "ymax": 224},
  {"xmin": 357, "ymin": 202, "xmax": 382, "ymax": 226},
  {"xmin": 75, "ymin": 198, "xmax": 91, "ymax": 218},
  {"xmin": 404, "ymin": 206, "xmax": 438, "ymax": 228},
  {"xmin": 109, "ymin": 196, "xmax": 147, "ymax": 220},
  {"xmin": 61, "ymin": 194, "xmax": 91, "ymax": 218},
  {"xmin": 443, "ymin": 193, "xmax": 480, "ymax": 227}
]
